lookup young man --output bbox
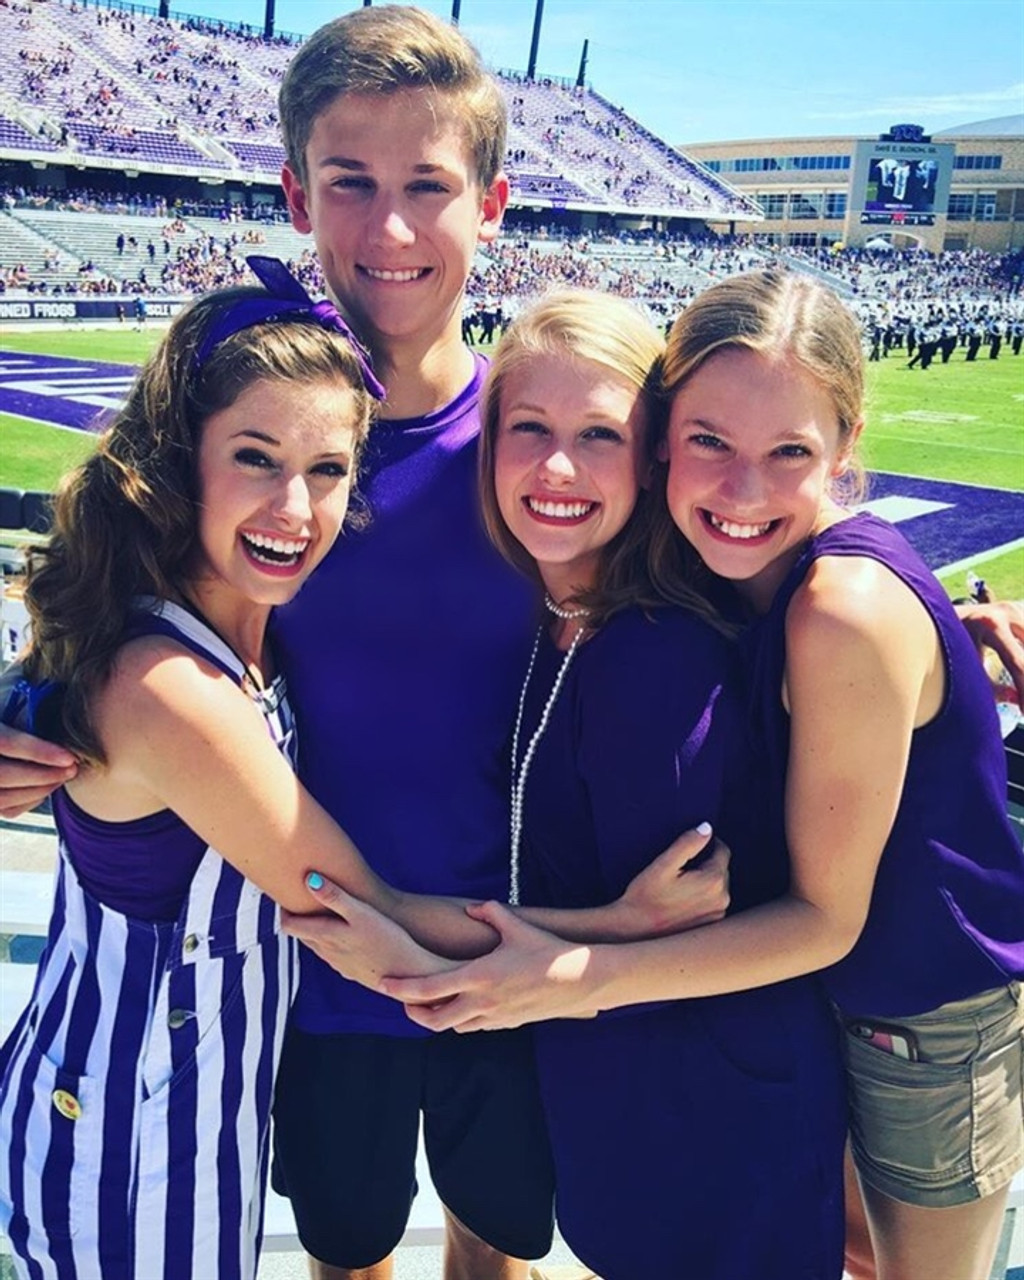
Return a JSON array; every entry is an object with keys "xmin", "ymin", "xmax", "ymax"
[
  {"xmin": 257, "ymin": 9, "xmax": 552, "ymax": 1280},
  {"xmin": 0, "ymin": 9, "xmax": 550, "ymax": 1280}
]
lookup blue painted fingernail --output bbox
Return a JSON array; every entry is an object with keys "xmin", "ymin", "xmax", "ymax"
[{"xmin": 307, "ymin": 872, "xmax": 324, "ymax": 890}]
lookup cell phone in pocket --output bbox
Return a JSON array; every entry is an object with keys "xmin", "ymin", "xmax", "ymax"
[{"xmin": 848, "ymin": 1020, "xmax": 920, "ymax": 1061}]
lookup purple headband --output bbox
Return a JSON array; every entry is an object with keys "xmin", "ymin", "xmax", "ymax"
[{"xmin": 192, "ymin": 255, "xmax": 386, "ymax": 401}]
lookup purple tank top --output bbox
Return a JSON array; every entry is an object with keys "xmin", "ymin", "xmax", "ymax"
[
  {"xmin": 52, "ymin": 789, "xmax": 206, "ymax": 922},
  {"xmin": 55, "ymin": 603, "xmax": 287, "ymax": 922},
  {"xmin": 745, "ymin": 512, "xmax": 1024, "ymax": 1017}
]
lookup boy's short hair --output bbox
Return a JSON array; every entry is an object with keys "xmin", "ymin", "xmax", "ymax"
[{"xmin": 279, "ymin": 4, "xmax": 507, "ymax": 190}]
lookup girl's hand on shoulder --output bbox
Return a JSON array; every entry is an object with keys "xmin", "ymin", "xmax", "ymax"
[
  {"xmin": 283, "ymin": 874, "xmax": 457, "ymax": 993},
  {"xmin": 613, "ymin": 824, "xmax": 730, "ymax": 938},
  {"xmin": 380, "ymin": 901, "xmax": 600, "ymax": 1032}
]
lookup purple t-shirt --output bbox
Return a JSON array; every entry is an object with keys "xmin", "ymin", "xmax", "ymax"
[
  {"xmin": 745, "ymin": 512, "xmax": 1024, "ymax": 1017},
  {"xmin": 274, "ymin": 355, "xmax": 535, "ymax": 1035},
  {"xmin": 517, "ymin": 606, "xmax": 785, "ymax": 917}
]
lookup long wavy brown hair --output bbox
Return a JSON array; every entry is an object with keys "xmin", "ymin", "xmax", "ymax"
[{"xmin": 23, "ymin": 288, "xmax": 376, "ymax": 765}]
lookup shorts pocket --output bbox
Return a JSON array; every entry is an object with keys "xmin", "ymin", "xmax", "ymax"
[{"xmin": 845, "ymin": 1024, "xmax": 974, "ymax": 1185}]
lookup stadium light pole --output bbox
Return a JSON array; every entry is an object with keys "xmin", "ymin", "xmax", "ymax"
[
  {"xmin": 527, "ymin": 0, "xmax": 544, "ymax": 80},
  {"xmin": 451, "ymin": 0, "xmax": 461, "ymax": 24},
  {"xmin": 158, "ymin": 0, "xmax": 168, "ymax": 16},
  {"xmin": 576, "ymin": 38, "xmax": 588, "ymax": 88},
  {"xmin": 263, "ymin": 0, "xmax": 274, "ymax": 40}
]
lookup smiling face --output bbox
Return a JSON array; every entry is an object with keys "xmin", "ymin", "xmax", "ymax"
[
  {"xmin": 663, "ymin": 347, "xmax": 858, "ymax": 612},
  {"xmin": 281, "ymin": 88, "xmax": 507, "ymax": 360},
  {"xmin": 194, "ymin": 377, "xmax": 360, "ymax": 614},
  {"xmin": 493, "ymin": 352, "xmax": 650, "ymax": 602}
]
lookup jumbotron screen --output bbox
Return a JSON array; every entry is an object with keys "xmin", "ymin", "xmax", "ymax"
[{"xmin": 851, "ymin": 129, "xmax": 954, "ymax": 227}]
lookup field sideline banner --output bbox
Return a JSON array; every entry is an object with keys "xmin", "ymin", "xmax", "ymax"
[{"xmin": 0, "ymin": 296, "xmax": 189, "ymax": 323}]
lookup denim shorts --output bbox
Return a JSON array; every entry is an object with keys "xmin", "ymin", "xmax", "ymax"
[{"xmin": 841, "ymin": 983, "xmax": 1024, "ymax": 1207}]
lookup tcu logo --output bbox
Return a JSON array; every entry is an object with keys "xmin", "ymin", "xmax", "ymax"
[{"xmin": 889, "ymin": 123, "xmax": 925, "ymax": 142}]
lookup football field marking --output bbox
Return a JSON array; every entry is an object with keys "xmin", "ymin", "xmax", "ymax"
[
  {"xmin": 936, "ymin": 537, "xmax": 1024, "ymax": 578},
  {"xmin": 855, "ymin": 496, "xmax": 953, "ymax": 522}
]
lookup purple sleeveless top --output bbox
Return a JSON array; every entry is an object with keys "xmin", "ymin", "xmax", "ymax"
[
  {"xmin": 55, "ymin": 604, "xmax": 288, "ymax": 922},
  {"xmin": 744, "ymin": 512, "xmax": 1024, "ymax": 1017},
  {"xmin": 52, "ymin": 790, "xmax": 206, "ymax": 922}
]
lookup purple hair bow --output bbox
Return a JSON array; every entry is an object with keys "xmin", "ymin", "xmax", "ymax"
[{"xmin": 193, "ymin": 255, "xmax": 386, "ymax": 400}]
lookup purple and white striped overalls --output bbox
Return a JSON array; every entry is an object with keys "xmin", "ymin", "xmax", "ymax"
[{"xmin": 0, "ymin": 601, "xmax": 299, "ymax": 1279}]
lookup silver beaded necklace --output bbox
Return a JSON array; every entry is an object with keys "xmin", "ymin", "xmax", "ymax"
[{"xmin": 508, "ymin": 596, "xmax": 589, "ymax": 905}]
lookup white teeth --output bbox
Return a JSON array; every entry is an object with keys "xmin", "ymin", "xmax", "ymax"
[
  {"xmin": 241, "ymin": 532, "xmax": 308, "ymax": 564},
  {"xmin": 707, "ymin": 513, "xmax": 774, "ymax": 539},
  {"xmin": 364, "ymin": 266, "xmax": 426, "ymax": 283},
  {"xmin": 527, "ymin": 498, "xmax": 594, "ymax": 519},
  {"xmin": 243, "ymin": 532, "xmax": 308, "ymax": 554}
]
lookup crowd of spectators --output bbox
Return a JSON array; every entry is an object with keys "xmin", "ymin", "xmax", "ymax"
[
  {"xmin": 784, "ymin": 244, "xmax": 1022, "ymax": 309},
  {"xmin": 3, "ymin": 188, "xmax": 1022, "ymax": 335},
  {"xmin": 0, "ymin": 183, "xmax": 290, "ymax": 222},
  {"xmin": 1, "ymin": 0, "xmax": 750, "ymax": 217}
]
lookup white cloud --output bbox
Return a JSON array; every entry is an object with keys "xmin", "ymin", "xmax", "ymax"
[{"xmin": 806, "ymin": 83, "xmax": 1024, "ymax": 122}]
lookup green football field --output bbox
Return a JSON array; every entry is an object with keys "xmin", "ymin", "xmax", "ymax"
[{"xmin": 2, "ymin": 327, "xmax": 1023, "ymax": 598}]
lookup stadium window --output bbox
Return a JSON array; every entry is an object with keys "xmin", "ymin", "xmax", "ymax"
[
  {"xmin": 759, "ymin": 194, "xmax": 786, "ymax": 219},
  {"xmin": 790, "ymin": 192, "xmax": 822, "ymax": 219},
  {"xmin": 977, "ymin": 193, "xmax": 997, "ymax": 221},
  {"xmin": 825, "ymin": 192, "xmax": 847, "ymax": 219},
  {"xmin": 954, "ymin": 155, "xmax": 1002, "ymax": 170},
  {"xmin": 947, "ymin": 193, "xmax": 975, "ymax": 221},
  {"xmin": 778, "ymin": 154, "xmax": 848, "ymax": 171}
]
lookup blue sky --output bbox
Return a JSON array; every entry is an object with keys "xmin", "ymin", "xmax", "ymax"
[{"xmin": 184, "ymin": 0, "xmax": 1023, "ymax": 144}]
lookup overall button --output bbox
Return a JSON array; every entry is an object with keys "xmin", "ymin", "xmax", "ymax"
[
  {"xmin": 168, "ymin": 1008, "xmax": 193, "ymax": 1030},
  {"xmin": 52, "ymin": 1089, "xmax": 82, "ymax": 1121},
  {"xmin": 183, "ymin": 934, "xmax": 200, "ymax": 954}
]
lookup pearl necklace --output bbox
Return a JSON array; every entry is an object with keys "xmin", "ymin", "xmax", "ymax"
[
  {"xmin": 509, "ymin": 612, "xmax": 589, "ymax": 905},
  {"xmin": 544, "ymin": 593, "xmax": 589, "ymax": 621}
]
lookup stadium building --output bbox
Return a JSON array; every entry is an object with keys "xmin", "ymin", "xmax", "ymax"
[{"xmin": 684, "ymin": 116, "xmax": 1024, "ymax": 254}]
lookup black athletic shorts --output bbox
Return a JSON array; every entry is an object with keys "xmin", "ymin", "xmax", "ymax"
[{"xmin": 271, "ymin": 1025, "xmax": 555, "ymax": 1269}]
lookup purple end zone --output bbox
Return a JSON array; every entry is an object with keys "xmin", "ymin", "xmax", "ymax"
[
  {"xmin": 864, "ymin": 473, "xmax": 1024, "ymax": 571},
  {"xmin": 2, "ymin": 350, "xmax": 1022, "ymax": 572},
  {"xmin": 0, "ymin": 350, "xmax": 138, "ymax": 432}
]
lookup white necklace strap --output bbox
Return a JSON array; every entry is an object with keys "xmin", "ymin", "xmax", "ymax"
[{"xmin": 509, "ymin": 620, "xmax": 587, "ymax": 905}]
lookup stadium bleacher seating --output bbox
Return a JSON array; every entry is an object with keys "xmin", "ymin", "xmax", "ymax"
[{"xmin": 0, "ymin": 0, "xmax": 755, "ymax": 219}]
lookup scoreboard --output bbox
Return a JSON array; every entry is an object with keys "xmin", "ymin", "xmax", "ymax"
[{"xmin": 850, "ymin": 124, "xmax": 954, "ymax": 228}]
